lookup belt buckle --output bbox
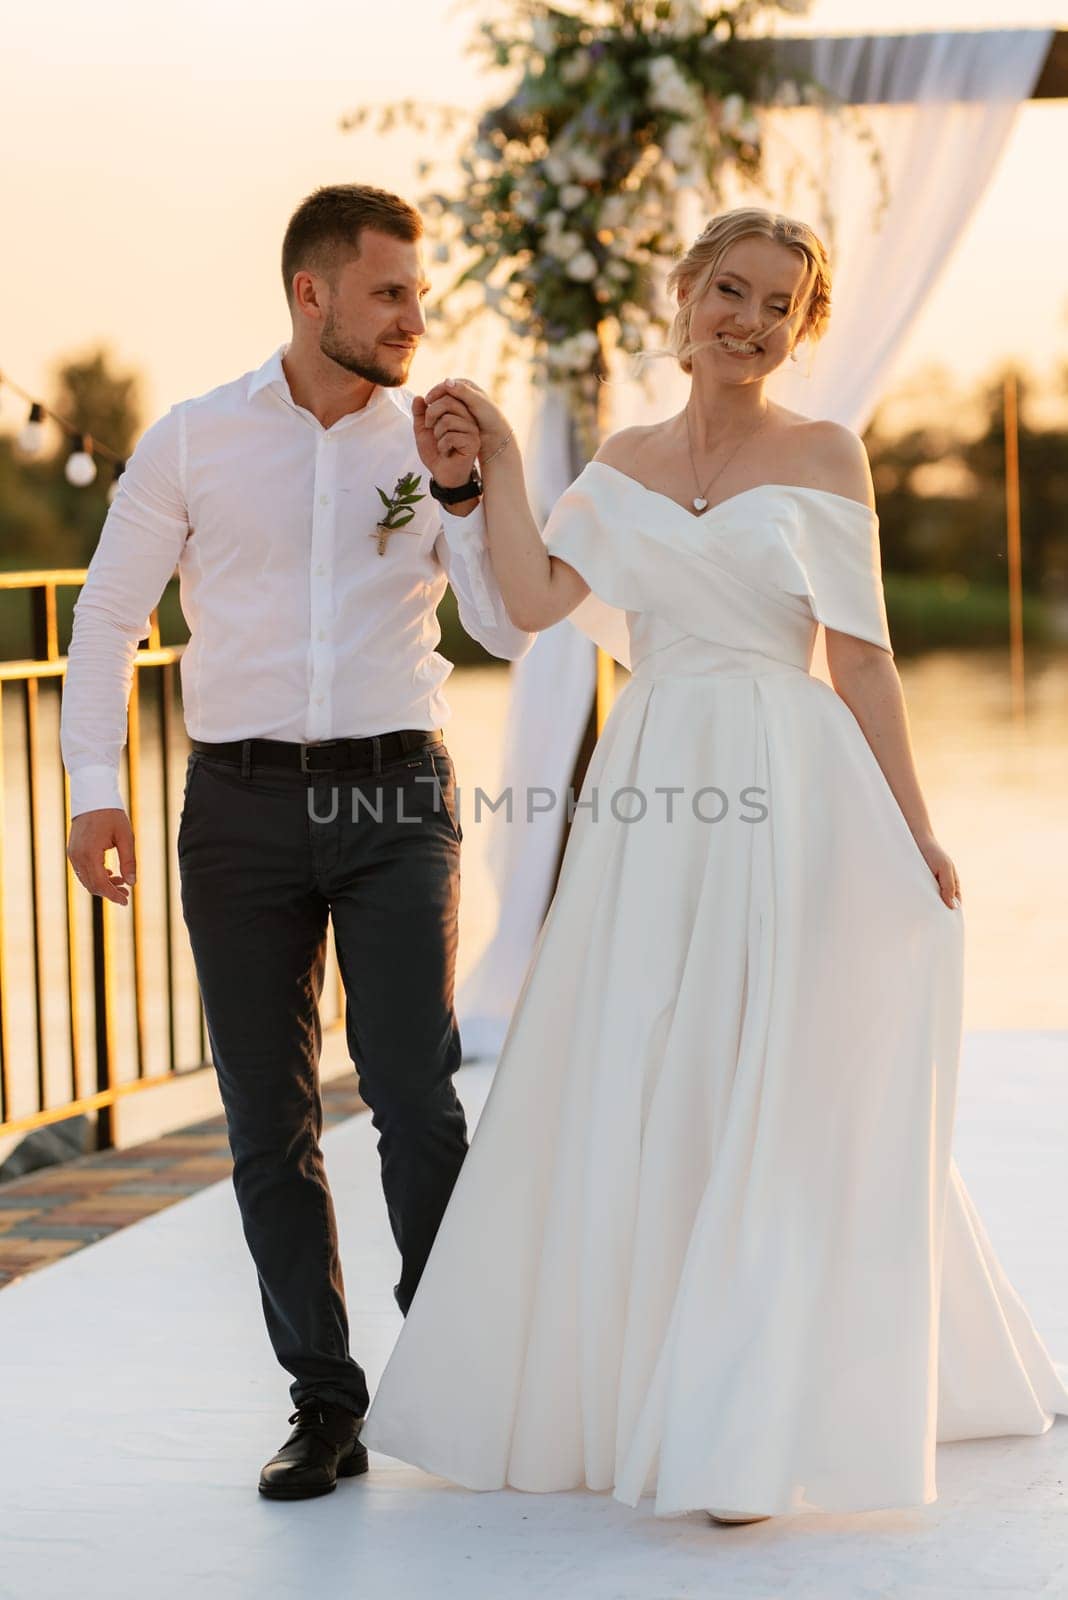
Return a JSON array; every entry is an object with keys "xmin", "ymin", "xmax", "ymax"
[{"xmin": 300, "ymin": 742, "xmax": 338, "ymax": 774}]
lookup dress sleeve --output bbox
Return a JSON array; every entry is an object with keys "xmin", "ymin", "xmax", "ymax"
[
  {"xmin": 541, "ymin": 470, "xmax": 634, "ymax": 669},
  {"xmin": 785, "ymin": 496, "xmax": 893, "ymax": 656}
]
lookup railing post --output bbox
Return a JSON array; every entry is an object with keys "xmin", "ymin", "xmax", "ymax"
[
  {"xmin": 0, "ymin": 572, "xmax": 340, "ymax": 1147},
  {"xmin": 0, "ymin": 684, "xmax": 9, "ymax": 1124},
  {"xmin": 90, "ymin": 892, "xmax": 117, "ymax": 1151},
  {"xmin": 29, "ymin": 584, "xmax": 58, "ymax": 663}
]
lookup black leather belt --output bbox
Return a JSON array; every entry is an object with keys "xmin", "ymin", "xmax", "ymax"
[{"xmin": 191, "ymin": 729, "xmax": 442, "ymax": 774}]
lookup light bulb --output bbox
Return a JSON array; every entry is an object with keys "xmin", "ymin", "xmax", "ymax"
[
  {"xmin": 17, "ymin": 402, "xmax": 46, "ymax": 459},
  {"xmin": 65, "ymin": 434, "xmax": 97, "ymax": 488}
]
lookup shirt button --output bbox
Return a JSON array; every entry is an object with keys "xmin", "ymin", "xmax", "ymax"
[
  {"xmin": 319, "ymin": 494, "xmax": 330, "ymax": 506},
  {"xmin": 318, "ymin": 628, "xmax": 327, "ymax": 641}
]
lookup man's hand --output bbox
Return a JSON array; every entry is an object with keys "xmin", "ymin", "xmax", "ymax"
[
  {"xmin": 413, "ymin": 389, "xmax": 481, "ymax": 489},
  {"xmin": 67, "ymin": 809, "xmax": 137, "ymax": 906},
  {"xmin": 423, "ymin": 379, "xmax": 512, "ymax": 462}
]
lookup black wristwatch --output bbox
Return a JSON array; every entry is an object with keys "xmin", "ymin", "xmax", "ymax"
[{"xmin": 428, "ymin": 470, "xmax": 483, "ymax": 506}]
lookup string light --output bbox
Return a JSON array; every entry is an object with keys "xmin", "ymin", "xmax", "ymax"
[
  {"xmin": 1, "ymin": 369, "xmax": 127, "ymax": 486},
  {"xmin": 17, "ymin": 401, "xmax": 47, "ymax": 460},
  {"xmin": 64, "ymin": 433, "xmax": 98, "ymax": 487}
]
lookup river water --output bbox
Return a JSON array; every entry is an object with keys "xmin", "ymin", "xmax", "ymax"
[{"xmin": 1, "ymin": 647, "xmax": 1064, "ymax": 1161}]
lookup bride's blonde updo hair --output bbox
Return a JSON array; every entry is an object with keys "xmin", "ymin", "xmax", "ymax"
[{"xmin": 665, "ymin": 207, "xmax": 831, "ymax": 375}]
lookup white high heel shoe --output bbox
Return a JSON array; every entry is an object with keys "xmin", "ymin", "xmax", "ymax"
[{"xmin": 706, "ymin": 1510, "xmax": 772, "ymax": 1525}]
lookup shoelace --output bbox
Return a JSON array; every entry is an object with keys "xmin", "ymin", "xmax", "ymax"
[{"xmin": 287, "ymin": 1404, "xmax": 328, "ymax": 1432}]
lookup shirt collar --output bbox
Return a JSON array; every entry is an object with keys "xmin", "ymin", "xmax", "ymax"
[{"xmin": 247, "ymin": 342, "xmax": 411, "ymax": 422}]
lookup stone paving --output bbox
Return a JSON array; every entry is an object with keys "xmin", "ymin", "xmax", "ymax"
[{"xmin": 0, "ymin": 1075, "xmax": 368, "ymax": 1289}]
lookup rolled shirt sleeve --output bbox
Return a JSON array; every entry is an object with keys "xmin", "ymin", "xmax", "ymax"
[
  {"xmin": 435, "ymin": 502, "xmax": 535, "ymax": 661},
  {"xmin": 60, "ymin": 403, "xmax": 192, "ymax": 818}
]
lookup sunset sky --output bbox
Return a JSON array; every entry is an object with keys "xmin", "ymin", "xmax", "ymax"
[{"xmin": 2, "ymin": 0, "xmax": 1066, "ymax": 452}]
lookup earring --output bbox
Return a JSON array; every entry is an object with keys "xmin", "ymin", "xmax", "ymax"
[{"xmin": 789, "ymin": 347, "xmax": 799, "ymax": 364}]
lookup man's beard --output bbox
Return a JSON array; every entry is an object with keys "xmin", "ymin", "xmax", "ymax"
[{"xmin": 319, "ymin": 314, "xmax": 411, "ymax": 389}]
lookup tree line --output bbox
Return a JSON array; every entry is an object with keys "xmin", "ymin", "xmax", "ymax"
[{"xmin": 1, "ymin": 346, "xmax": 1065, "ymax": 659}]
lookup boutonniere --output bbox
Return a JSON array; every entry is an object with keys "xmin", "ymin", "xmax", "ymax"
[{"xmin": 373, "ymin": 471, "xmax": 426, "ymax": 556}]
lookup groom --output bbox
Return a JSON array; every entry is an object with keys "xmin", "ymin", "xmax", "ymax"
[{"xmin": 60, "ymin": 183, "xmax": 534, "ymax": 1499}]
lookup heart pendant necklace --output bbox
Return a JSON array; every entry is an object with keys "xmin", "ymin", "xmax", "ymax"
[{"xmin": 685, "ymin": 401, "xmax": 769, "ymax": 514}]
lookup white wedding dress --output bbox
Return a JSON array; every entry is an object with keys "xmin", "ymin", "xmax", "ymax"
[{"xmin": 360, "ymin": 463, "xmax": 1068, "ymax": 1517}]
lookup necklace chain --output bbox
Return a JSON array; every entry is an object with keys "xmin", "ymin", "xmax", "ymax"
[{"xmin": 685, "ymin": 403, "xmax": 770, "ymax": 514}]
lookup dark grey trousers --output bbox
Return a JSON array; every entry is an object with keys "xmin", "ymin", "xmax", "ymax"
[{"xmin": 177, "ymin": 735, "xmax": 469, "ymax": 1418}]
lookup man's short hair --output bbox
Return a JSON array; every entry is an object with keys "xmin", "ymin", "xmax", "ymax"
[{"xmin": 281, "ymin": 184, "xmax": 422, "ymax": 308}]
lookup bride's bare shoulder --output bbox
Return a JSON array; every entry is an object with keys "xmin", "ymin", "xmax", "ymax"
[
  {"xmin": 592, "ymin": 425, "xmax": 660, "ymax": 469},
  {"xmin": 784, "ymin": 414, "xmax": 876, "ymax": 511}
]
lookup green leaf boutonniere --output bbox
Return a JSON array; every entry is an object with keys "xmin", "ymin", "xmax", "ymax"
[{"xmin": 373, "ymin": 471, "xmax": 426, "ymax": 556}]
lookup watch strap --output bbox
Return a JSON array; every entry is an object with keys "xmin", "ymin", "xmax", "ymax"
[{"xmin": 429, "ymin": 471, "xmax": 483, "ymax": 506}]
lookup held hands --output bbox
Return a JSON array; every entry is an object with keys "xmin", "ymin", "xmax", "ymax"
[
  {"xmin": 67, "ymin": 809, "xmax": 137, "ymax": 907},
  {"xmin": 913, "ymin": 830, "xmax": 962, "ymax": 910},
  {"xmin": 413, "ymin": 378, "xmax": 513, "ymax": 488}
]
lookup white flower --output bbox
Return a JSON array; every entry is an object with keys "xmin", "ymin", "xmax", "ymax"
[
  {"xmin": 559, "ymin": 183, "xmax": 588, "ymax": 211},
  {"xmin": 544, "ymin": 229, "xmax": 583, "ymax": 260},
  {"xmin": 566, "ymin": 250, "xmax": 599, "ymax": 282},
  {"xmin": 664, "ymin": 0, "xmax": 705, "ymax": 39},
  {"xmin": 547, "ymin": 328, "xmax": 601, "ymax": 374},
  {"xmin": 664, "ymin": 122, "xmax": 697, "ymax": 168},
  {"xmin": 606, "ymin": 260, "xmax": 631, "ymax": 282},
  {"xmin": 719, "ymin": 92, "xmax": 746, "ymax": 135},
  {"xmin": 531, "ymin": 16, "xmax": 556, "ymax": 53},
  {"xmin": 544, "ymin": 207, "xmax": 566, "ymax": 231},
  {"xmin": 568, "ymin": 145, "xmax": 604, "ymax": 183},
  {"xmin": 598, "ymin": 194, "xmax": 630, "ymax": 230},
  {"xmin": 772, "ymin": 78, "xmax": 802, "ymax": 108},
  {"xmin": 737, "ymin": 115, "xmax": 761, "ymax": 145},
  {"xmin": 559, "ymin": 48, "xmax": 591, "ymax": 85},
  {"xmin": 544, "ymin": 153, "xmax": 571, "ymax": 185},
  {"xmin": 514, "ymin": 194, "xmax": 540, "ymax": 221},
  {"xmin": 646, "ymin": 56, "xmax": 702, "ymax": 117}
]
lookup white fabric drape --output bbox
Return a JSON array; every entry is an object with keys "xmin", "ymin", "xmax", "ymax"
[
  {"xmin": 457, "ymin": 26, "xmax": 1054, "ymax": 1059},
  {"xmin": 456, "ymin": 387, "xmax": 597, "ymax": 1061}
]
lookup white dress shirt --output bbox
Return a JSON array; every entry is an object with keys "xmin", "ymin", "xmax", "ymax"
[{"xmin": 60, "ymin": 343, "xmax": 534, "ymax": 818}]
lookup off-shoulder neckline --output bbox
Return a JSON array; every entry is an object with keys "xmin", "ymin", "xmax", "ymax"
[{"xmin": 586, "ymin": 459, "xmax": 876, "ymax": 520}]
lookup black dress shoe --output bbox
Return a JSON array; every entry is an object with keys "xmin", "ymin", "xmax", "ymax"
[{"xmin": 258, "ymin": 1400, "xmax": 368, "ymax": 1500}]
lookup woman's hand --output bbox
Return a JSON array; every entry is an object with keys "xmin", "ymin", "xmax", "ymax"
[{"xmin": 913, "ymin": 831, "xmax": 962, "ymax": 909}]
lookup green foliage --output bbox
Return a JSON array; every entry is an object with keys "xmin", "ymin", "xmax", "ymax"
[
  {"xmin": 53, "ymin": 347, "xmax": 142, "ymax": 460},
  {"xmin": 864, "ymin": 364, "xmax": 1068, "ymax": 610},
  {"xmin": 376, "ymin": 471, "xmax": 426, "ymax": 529},
  {"xmin": 3, "ymin": 342, "xmax": 1064, "ymax": 663},
  {"xmin": 341, "ymin": 0, "xmax": 867, "ymax": 415},
  {"xmin": 884, "ymin": 574, "xmax": 1055, "ymax": 657},
  {"xmin": 0, "ymin": 344, "xmax": 142, "ymax": 570}
]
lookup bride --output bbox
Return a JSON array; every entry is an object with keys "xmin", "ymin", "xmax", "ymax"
[{"xmin": 360, "ymin": 207, "xmax": 1068, "ymax": 1523}]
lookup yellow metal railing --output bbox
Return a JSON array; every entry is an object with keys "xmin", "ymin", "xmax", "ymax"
[{"xmin": 0, "ymin": 571, "xmax": 343, "ymax": 1153}]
